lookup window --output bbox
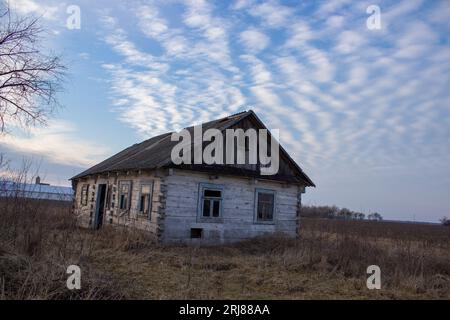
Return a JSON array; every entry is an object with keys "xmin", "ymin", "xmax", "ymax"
[
  {"xmin": 255, "ymin": 189, "xmax": 275, "ymax": 222},
  {"xmin": 80, "ymin": 184, "xmax": 89, "ymax": 206},
  {"xmin": 118, "ymin": 181, "xmax": 131, "ymax": 210},
  {"xmin": 199, "ymin": 184, "xmax": 223, "ymax": 219},
  {"xmin": 138, "ymin": 183, "xmax": 153, "ymax": 217}
]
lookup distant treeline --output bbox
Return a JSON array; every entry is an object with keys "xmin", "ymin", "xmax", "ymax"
[{"xmin": 301, "ymin": 205, "xmax": 383, "ymax": 221}]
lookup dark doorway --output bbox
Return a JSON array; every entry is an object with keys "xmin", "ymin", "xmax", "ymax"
[{"xmin": 94, "ymin": 184, "xmax": 107, "ymax": 230}]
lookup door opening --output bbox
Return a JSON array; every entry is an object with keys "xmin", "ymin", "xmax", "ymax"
[{"xmin": 94, "ymin": 184, "xmax": 107, "ymax": 230}]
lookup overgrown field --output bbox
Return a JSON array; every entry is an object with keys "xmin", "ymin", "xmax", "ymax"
[{"xmin": 0, "ymin": 199, "xmax": 449, "ymax": 299}]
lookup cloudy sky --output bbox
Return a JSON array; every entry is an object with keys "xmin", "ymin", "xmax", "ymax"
[{"xmin": 1, "ymin": 0, "xmax": 450, "ymax": 222}]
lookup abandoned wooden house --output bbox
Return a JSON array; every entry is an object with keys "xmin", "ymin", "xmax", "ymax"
[{"xmin": 70, "ymin": 110, "xmax": 314, "ymax": 243}]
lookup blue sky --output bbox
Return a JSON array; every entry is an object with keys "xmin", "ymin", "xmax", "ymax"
[{"xmin": 1, "ymin": 0, "xmax": 450, "ymax": 222}]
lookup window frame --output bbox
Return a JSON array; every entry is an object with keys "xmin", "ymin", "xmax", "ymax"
[
  {"xmin": 254, "ymin": 188, "xmax": 276, "ymax": 224},
  {"xmin": 137, "ymin": 181, "xmax": 153, "ymax": 219},
  {"xmin": 197, "ymin": 183, "xmax": 224, "ymax": 222},
  {"xmin": 118, "ymin": 180, "xmax": 132, "ymax": 212},
  {"xmin": 80, "ymin": 184, "xmax": 89, "ymax": 206}
]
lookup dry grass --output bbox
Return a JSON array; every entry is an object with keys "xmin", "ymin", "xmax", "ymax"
[{"xmin": 0, "ymin": 199, "xmax": 449, "ymax": 300}]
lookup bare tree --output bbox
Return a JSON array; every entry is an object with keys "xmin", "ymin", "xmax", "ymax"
[
  {"xmin": 0, "ymin": 4, "xmax": 65, "ymax": 133},
  {"xmin": 440, "ymin": 216, "xmax": 450, "ymax": 227},
  {"xmin": 368, "ymin": 212, "xmax": 383, "ymax": 221}
]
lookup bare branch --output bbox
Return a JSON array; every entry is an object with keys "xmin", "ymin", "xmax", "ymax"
[{"xmin": 0, "ymin": 3, "xmax": 65, "ymax": 133}]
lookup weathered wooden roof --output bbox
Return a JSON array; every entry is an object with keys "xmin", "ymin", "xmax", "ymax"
[{"xmin": 71, "ymin": 110, "xmax": 315, "ymax": 186}]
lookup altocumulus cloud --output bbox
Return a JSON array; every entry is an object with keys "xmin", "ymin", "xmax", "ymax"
[{"xmin": 94, "ymin": 0, "xmax": 450, "ymax": 173}]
